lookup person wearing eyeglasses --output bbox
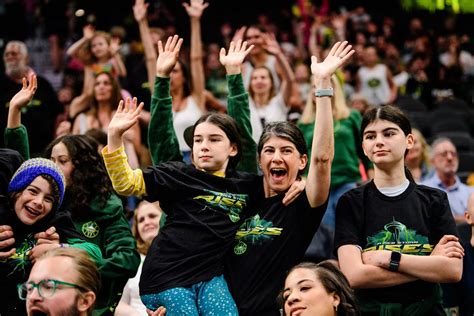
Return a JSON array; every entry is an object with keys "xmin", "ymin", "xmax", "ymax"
[
  {"xmin": 422, "ymin": 137, "xmax": 474, "ymax": 224},
  {"xmin": 19, "ymin": 247, "xmax": 100, "ymax": 316}
]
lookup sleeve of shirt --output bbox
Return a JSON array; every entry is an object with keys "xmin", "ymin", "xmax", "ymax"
[
  {"xmin": 4, "ymin": 125, "xmax": 30, "ymax": 160},
  {"xmin": 101, "ymin": 145, "xmax": 147, "ymax": 197},
  {"xmin": 66, "ymin": 237, "xmax": 104, "ymax": 265},
  {"xmin": 226, "ymin": 74, "xmax": 258, "ymax": 174},
  {"xmin": 334, "ymin": 190, "xmax": 365, "ymax": 254},
  {"xmin": 429, "ymin": 189, "xmax": 458, "ymax": 243},
  {"xmin": 148, "ymin": 76, "xmax": 183, "ymax": 165},
  {"xmin": 99, "ymin": 195, "xmax": 140, "ymax": 279}
]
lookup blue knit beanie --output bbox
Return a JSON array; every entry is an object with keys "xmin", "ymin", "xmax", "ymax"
[{"xmin": 8, "ymin": 158, "xmax": 66, "ymax": 206}]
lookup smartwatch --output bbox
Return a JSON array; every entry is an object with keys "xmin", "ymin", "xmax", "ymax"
[
  {"xmin": 314, "ymin": 87, "xmax": 334, "ymax": 97},
  {"xmin": 389, "ymin": 251, "xmax": 402, "ymax": 272}
]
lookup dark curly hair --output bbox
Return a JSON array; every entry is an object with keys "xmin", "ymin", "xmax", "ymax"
[{"xmin": 44, "ymin": 135, "xmax": 113, "ymax": 216}]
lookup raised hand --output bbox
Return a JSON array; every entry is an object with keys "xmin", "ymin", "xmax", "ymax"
[
  {"xmin": 183, "ymin": 0, "xmax": 209, "ymax": 19},
  {"xmin": 219, "ymin": 40, "xmax": 254, "ymax": 75},
  {"xmin": 108, "ymin": 97, "xmax": 144, "ymax": 138},
  {"xmin": 83, "ymin": 24, "xmax": 95, "ymax": 40},
  {"xmin": 310, "ymin": 41, "xmax": 354, "ymax": 80},
  {"xmin": 133, "ymin": 0, "xmax": 149, "ymax": 22},
  {"xmin": 262, "ymin": 33, "xmax": 282, "ymax": 56},
  {"xmin": 156, "ymin": 35, "xmax": 184, "ymax": 78},
  {"xmin": 9, "ymin": 74, "xmax": 37, "ymax": 111},
  {"xmin": 110, "ymin": 37, "xmax": 121, "ymax": 56},
  {"xmin": 0, "ymin": 225, "xmax": 16, "ymax": 260}
]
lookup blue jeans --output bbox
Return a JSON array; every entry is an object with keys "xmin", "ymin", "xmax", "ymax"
[
  {"xmin": 140, "ymin": 275, "xmax": 238, "ymax": 316},
  {"xmin": 304, "ymin": 182, "xmax": 357, "ymax": 261}
]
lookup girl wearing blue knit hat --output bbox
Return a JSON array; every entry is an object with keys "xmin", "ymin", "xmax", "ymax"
[{"xmin": 0, "ymin": 157, "xmax": 102, "ymax": 315}]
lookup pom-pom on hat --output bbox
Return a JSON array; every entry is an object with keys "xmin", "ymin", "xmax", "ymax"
[{"xmin": 8, "ymin": 158, "xmax": 66, "ymax": 206}]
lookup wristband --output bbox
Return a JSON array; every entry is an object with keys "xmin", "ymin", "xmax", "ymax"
[
  {"xmin": 389, "ymin": 251, "xmax": 401, "ymax": 272},
  {"xmin": 314, "ymin": 87, "xmax": 334, "ymax": 97}
]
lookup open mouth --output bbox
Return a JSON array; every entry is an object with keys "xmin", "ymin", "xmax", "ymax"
[
  {"xmin": 270, "ymin": 168, "xmax": 287, "ymax": 180},
  {"xmin": 29, "ymin": 309, "xmax": 48, "ymax": 316},
  {"xmin": 25, "ymin": 206, "xmax": 41, "ymax": 217}
]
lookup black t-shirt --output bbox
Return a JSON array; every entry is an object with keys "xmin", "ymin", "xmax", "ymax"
[
  {"xmin": 139, "ymin": 161, "xmax": 260, "ymax": 295},
  {"xmin": 225, "ymin": 191, "xmax": 327, "ymax": 316},
  {"xmin": 334, "ymin": 181, "xmax": 457, "ymax": 305},
  {"xmin": 0, "ymin": 74, "xmax": 63, "ymax": 155}
]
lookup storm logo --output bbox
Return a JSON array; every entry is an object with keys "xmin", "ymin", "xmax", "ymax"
[
  {"xmin": 194, "ymin": 189, "xmax": 248, "ymax": 222},
  {"xmin": 364, "ymin": 218, "xmax": 433, "ymax": 255},
  {"xmin": 233, "ymin": 214, "xmax": 282, "ymax": 255}
]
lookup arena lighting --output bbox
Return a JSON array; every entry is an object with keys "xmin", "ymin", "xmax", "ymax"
[
  {"xmin": 401, "ymin": 0, "xmax": 474, "ymax": 13},
  {"xmin": 75, "ymin": 9, "xmax": 85, "ymax": 17}
]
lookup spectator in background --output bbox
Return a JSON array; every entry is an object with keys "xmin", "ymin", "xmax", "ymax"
[
  {"xmin": 405, "ymin": 128, "xmax": 432, "ymax": 183},
  {"xmin": 422, "ymin": 138, "xmax": 474, "ymax": 223},
  {"xmin": 356, "ymin": 46, "xmax": 397, "ymax": 107},
  {"xmin": 116, "ymin": 201, "xmax": 163, "ymax": 316},
  {"xmin": 442, "ymin": 191, "xmax": 474, "ymax": 316},
  {"xmin": 21, "ymin": 248, "xmax": 100, "ymax": 316},
  {"xmin": 0, "ymin": 41, "xmax": 63, "ymax": 156}
]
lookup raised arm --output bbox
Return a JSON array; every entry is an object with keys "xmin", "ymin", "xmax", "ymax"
[
  {"xmin": 5, "ymin": 74, "xmax": 37, "ymax": 159},
  {"xmin": 69, "ymin": 66, "xmax": 94, "ymax": 119},
  {"xmin": 66, "ymin": 24, "xmax": 95, "ymax": 60},
  {"xmin": 103, "ymin": 97, "xmax": 146, "ymax": 197},
  {"xmin": 110, "ymin": 37, "xmax": 127, "ymax": 77},
  {"xmin": 306, "ymin": 41, "xmax": 354, "ymax": 208},
  {"xmin": 148, "ymin": 35, "xmax": 184, "ymax": 164},
  {"xmin": 183, "ymin": 0, "xmax": 208, "ymax": 110},
  {"xmin": 134, "ymin": 0, "xmax": 157, "ymax": 93},
  {"xmin": 262, "ymin": 32, "xmax": 296, "ymax": 105},
  {"xmin": 219, "ymin": 40, "xmax": 257, "ymax": 173}
]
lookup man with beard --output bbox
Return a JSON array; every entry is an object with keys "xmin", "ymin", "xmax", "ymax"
[
  {"xmin": 0, "ymin": 41, "xmax": 63, "ymax": 155},
  {"xmin": 21, "ymin": 247, "xmax": 100, "ymax": 316}
]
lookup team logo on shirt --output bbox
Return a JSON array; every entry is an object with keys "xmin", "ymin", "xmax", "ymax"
[
  {"xmin": 368, "ymin": 78, "xmax": 381, "ymax": 88},
  {"xmin": 0, "ymin": 233, "xmax": 36, "ymax": 277},
  {"xmin": 82, "ymin": 221, "xmax": 100, "ymax": 239},
  {"xmin": 194, "ymin": 189, "xmax": 248, "ymax": 222},
  {"xmin": 233, "ymin": 214, "xmax": 282, "ymax": 255},
  {"xmin": 363, "ymin": 218, "xmax": 433, "ymax": 254}
]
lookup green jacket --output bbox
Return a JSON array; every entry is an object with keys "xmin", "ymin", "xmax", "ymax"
[
  {"xmin": 298, "ymin": 110, "xmax": 373, "ymax": 188},
  {"xmin": 4, "ymin": 124, "xmax": 140, "ymax": 316},
  {"xmin": 148, "ymin": 74, "xmax": 257, "ymax": 173}
]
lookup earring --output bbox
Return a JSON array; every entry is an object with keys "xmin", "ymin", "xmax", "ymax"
[{"xmin": 333, "ymin": 304, "xmax": 338, "ymax": 312}]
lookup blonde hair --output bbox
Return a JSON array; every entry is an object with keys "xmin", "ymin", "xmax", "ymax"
[
  {"xmin": 412, "ymin": 128, "xmax": 430, "ymax": 168},
  {"xmin": 132, "ymin": 201, "xmax": 162, "ymax": 255},
  {"xmin": 299, "ymin": 74, "xmax": 350, "ymax": 124},
  {"xmin": 248, "ymin": 66, "xmax": 276, "ymax": 101},
  {"xmin": 39, "ymin": 248, "xmax": 100, "ymax": 315}
]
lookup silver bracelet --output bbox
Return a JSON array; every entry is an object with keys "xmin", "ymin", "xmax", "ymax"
[{"xmin": 314, "ymin": 87, "xmax": 334, "ymax": 97}]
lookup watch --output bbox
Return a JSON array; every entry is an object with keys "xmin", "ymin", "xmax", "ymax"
[
  {"xmin": 389, "ymin": 251, "xmax": 402, "ymax": 272},
  {"xmin": 314, "ymin": 87, "xmax": 334, "ymax": 97}
]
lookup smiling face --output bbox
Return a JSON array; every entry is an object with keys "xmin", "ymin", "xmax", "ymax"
[
  {"xmin": 259, "ymin": 136, "xmax": 307, "ymax": 196},
  {"xmin": 136, "ymin": 202, "xmax": 162, "ymax": 245},
  {"xmin": 50, "ymin": 142, "xmax": 75, "ymax": 186},
  {"xmin": 362, "ymin": 119, "xmax": 413, "ymax": 169},
  {"xmin": 27, "ymin": 257, "xmax": 87, "ymax": 316},
  {"xmin": 14, "ymin": 176, "xmax": 55, "ymax": 225},
  {"xmin": 90, "ymin": 35, "xmax": 109, "ymax": 60},
  {"xmin": 283, "ymin": 268, "xmax": 339, "ymax": 316},
  {"xmin": 245, "ymin": 27, "xmax": 264, "ymax": 54},
  {"xmin": 93, "ymin": 73, "xmax": 113, "ymax": 102},
  {"xmin": 192, "ymin": 122, "xmax": 237, "ymax": 173}
]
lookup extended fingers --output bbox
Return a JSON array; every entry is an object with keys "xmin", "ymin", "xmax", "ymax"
[
  {"xmin": 174, "ymin": 38, "xmax": 183, "ymax": 53},
  {"xmin": 0, "ymin": 237, "xmax": 15, "ymax": 249}
]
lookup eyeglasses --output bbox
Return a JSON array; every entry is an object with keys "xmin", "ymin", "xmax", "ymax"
[
  {"xmin": 17, "ymin": 279, "xmax": 86, "ymax": 300},
  {"xmin": 435, "ymin": 150, "xmax": 457, "ymax": 158}
]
